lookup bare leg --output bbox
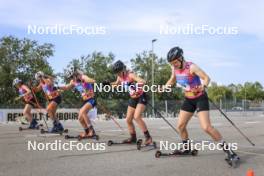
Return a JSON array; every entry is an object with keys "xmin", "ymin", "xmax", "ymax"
[
  {"xmin": 133, "ymin": 103, "xmax": 147, "ymax": 132},
  {"xmin": 126, "ymin": 106, "xmax": 136, "ymax": 135},
  {"xmin": 176, "ymin": 110, "xmax": 193, "ymax": 140},
  {"xmin": 23, "ymin": 104, "xmax": 33, "ymax": 122},
  {"xmin": 197, "ymin": 111, "xmax": 222, "ymax": 141},
  {"xmin": 47, "ymin": 101, "xmax": 58, "ymax": 121}
]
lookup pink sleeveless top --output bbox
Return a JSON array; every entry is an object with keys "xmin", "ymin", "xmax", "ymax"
[
  {"xmin": 18, "ymin": 85, "xmax": 33, "ymax": 102},
  {"xmin": 174, "ymin": 62, "xmax": 203, "ymax": 99},
  {"xmin": 118, "ymin": 71, "xmax": 144, "ymax": 98},
  {"xmin": 72, "ymin": 76, "xmax": 94, "ymax": 101}
]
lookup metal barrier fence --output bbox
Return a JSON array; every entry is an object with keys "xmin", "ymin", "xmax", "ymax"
[{"xmin": 1, "ymin": 99, "xmax": 263, "ymax": 119}]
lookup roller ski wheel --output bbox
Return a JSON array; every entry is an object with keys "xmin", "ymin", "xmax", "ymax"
[
  {"xmin": 107, "ymin": 140, "xmax": 114, "ymax": 146},
  {"xmin": 137, "ymin": 139, "xmax": 157, "ymax": 151},
  {"xmin": 136, "ymin": 139, "xmax": 143, "ymax": 150},
  {"xmin": 225, "ymin": 154, "xmax": 240, "ymax": 168},
  {"xmin": 191, "ymin": 149, "xmax": 198, "ymax": 156},
  {"xmin": 155, "ymin": 150, "xmax": 162, "ymax": 158}
]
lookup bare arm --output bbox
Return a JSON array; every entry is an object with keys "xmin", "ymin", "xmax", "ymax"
[
  {"xmin": 33, "ymin": 84, "xmax": 42, "ymax": 93},
  {"xmin": 110, "ymin": 77, "xmax": 121, "ymax": 88},
  {"xmin": 43, "ymin": 74, "xmax": 59, "ymax": 84},
  {"xmin": 190, "ymin": 64, "xmax": 210, "ymax": 87},
  {"xmin": 82, "ymin": 75, "xmax": 96, "ymax": 83},
  {"xmin": 165, "ymin": 66, "xmax": 176, "ymax": 87},
  {"xmin": 59, "ymin": 80, "xmax": 75, "ymax": 91},
  {"xmin": 22, "ymin": 85, "xmax": 32, "ymax": 96},
  {"xmin": 129, "ymin": 73, "xmax": 146, "ymax": 84}
]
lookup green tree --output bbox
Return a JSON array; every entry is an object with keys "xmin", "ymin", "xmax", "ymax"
[
  {"xmin": 207, "ymin": 82, "xmax": 232, "ymax": 102},
  {"xmin": 60, "ymin": 52, "xmax": 128, "ymax": 113},
  {"xmin": 0, "ymin": 36, "xmax": 54, "ymax": 107},
  {"xmin": 236, "ymin": 82, "xmax": 264, "ymax": 102}
]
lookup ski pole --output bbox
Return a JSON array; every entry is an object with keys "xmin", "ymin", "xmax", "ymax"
[
  {"xmin": 29, "ymin": 86, "xmax": 49, "ymax": 130},
  {"xmin": 147, "ymin": 102, "xmax": 179, "ymax": 135},
  {"xmin": 174, "ymin": 83, "xmax": 255, "ymax": 146},
  {"xmin": 208, "ymin": 98, "xmax": 255, "ymax": 146},
  {"xmin": 97, "ymin": 101, "xmax": 125, "ymax": 132}
]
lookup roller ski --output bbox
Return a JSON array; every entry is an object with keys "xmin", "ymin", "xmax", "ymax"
[
  {"xmin": 40, "ymin": 128, "xmax": 68, "ymax": 135},
  {"xmin": 65, "ymin": 134, "xmax": 99, "ymax": 141},
  {"xmin": 40, "ymin": 121, "xmax": 68, "ymax": 135},
  {"xmin": 78, "ymin": 133, "xmax": 99, "ymax": 141},
  {"xmin": 137, "ymin": 137, "xmax": 157, "ymax": 151},
  {"xmin": 19, "ymin": 119, "xmax": 42, "ymax": 131},
  {"xmin": 107, "ymin": 139, "xmax": 137, "ymax": 146},
  {"xmin": 19, "ymin": 124, "xmax": 43, "ymax": 131},
  {"xmin": 108, "ymin": 134, "xmax": 137, "ymax": 146},
  {"xmin": 137, "ymin": 131, "xmax": 156, "ymax": 150},
  {"xmin": 65, "ymin": 125, "xmax": 99, "ymax": 141},
  {"xmin": 155, "ymin": 149, "xmax": 198, "ymax": 158}
]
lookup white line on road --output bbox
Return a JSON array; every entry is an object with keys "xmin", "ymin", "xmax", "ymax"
[{"xmin": 245, "ymin": 121, "xmax": 260, "ymax": 124}]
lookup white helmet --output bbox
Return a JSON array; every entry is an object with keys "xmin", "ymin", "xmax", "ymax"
[
  {"xmin": 35, "ymin": 71, "xmax": 44, "ymax": 80},
  {"xmin": 66, "ymin": 67, "xmax": 83, "ymax": 79},
  {"xmin": 66, "ymin": 67, "xmax": 75, "ymax": 79},
  {"xmin": 13, "ymin": 78, "xmax": 22, "ymax": 86}
]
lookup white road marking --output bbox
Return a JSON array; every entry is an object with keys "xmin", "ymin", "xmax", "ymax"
[
  {"xmin": 24, "ymin": 134, "xmax": 38, "ymax": 138},
  {"xmin": 159, "ymin": 127, "xmax": 171, "ymax": 129},
  {"xmin": 100, "ymin": 129, "xmax": 123, "ymax": 132},
  {"xmin": 245, "ymin": 121, "xmax": 260, "ymax": 124}
]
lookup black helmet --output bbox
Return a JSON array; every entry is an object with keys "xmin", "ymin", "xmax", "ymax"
[
  {"xmin": 113, "ymin": 60, "xmax": 126, "ymax": 73},
  {"xmin": 167, "ymin": 46, "xmax": 183, "ymax": 62}
]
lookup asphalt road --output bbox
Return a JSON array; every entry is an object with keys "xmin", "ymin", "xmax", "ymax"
[{"xmin": 0, "ymin": 114, "xmax": 263, "ymax": 176}]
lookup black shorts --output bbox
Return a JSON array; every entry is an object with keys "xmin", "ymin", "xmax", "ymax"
[
  {"xmin": 82, "ymin": 98, "xmax": 97, "ymax": 108},
  {"xmin": 49, "ymin": 96, "xmax": 62, "ymax": 105},
  {"xmin": 26, "ymin": 98, "xmax": 37, "ymax": 108},
  {"xmin": 181, "ymin": 93, "xmax": 209, "ymax": 113},
  {"xmin": 128, "ymin": 93, "xmax": 147, "ymax": 108}
]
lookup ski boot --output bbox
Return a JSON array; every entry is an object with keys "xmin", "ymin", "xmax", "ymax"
[
  {"xmin": 137, "ymin": 136, "xmax": 157, "ymax": 150},
  {"xmin": 122, "ymin": 133, "xmax": 137, "ymax": 144},
  {"xmin": 222, "ymin": 142, "xmax": 240, "ymax": 167},
  {"xmin": 28, "ymin": 119, "xmax": 38, "ymax": 129},
  {"xmin": 78, "ymin": 126, "xmax": 99, "ymax": 141}
]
